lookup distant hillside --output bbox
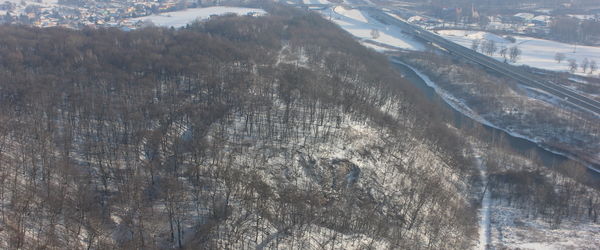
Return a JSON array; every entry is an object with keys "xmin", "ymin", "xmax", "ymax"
[{"xmin": 0, "ymin": 5, "xmax": 478, "ymax": 249}]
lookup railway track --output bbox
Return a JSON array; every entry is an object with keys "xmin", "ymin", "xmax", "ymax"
[{"xmin": 367, "ymin": 8, "xmax": 600, "ymax": 116}]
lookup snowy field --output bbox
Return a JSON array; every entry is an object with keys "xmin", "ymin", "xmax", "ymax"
[
  {"xmin": 318, "ymin": 6, "xmax": 424, "ymax": 51},
  {"xmin": 127, "ymin": 7, "xmax": 266, "ymax": 28},
  {"xmin": 437, "ymin": 30, "xmax": 600, "ymax": 77},
  {"xmin": 302, "ymin": 0, "xmax": 331, "ymax": 4},
  {"xmin": 489, "ymin": 201, "xmax": 600, "ymax": 249}
]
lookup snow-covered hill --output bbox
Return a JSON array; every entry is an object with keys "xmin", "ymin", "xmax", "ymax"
[{"xmin": 0, "ymin": 11, "xmax": 480, "ymax": 249}]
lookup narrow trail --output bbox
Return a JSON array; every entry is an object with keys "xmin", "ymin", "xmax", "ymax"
[{"xmin": 476, "ymin": 156, "xmax": 491, "ymax": 250}]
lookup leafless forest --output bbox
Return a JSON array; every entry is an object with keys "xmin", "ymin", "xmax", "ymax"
[
  {"xmin": 397, "ymin": 49, "xmax": 600, "ymax": 231},
  {"xmin": 0, "ymin": 6, "xmax": 481, "ymax": 249},
  {"xmin": 398, "ymin": 50, "xmax": 600, "ymax": 167},
  {"xmin": 0, "ymin": 2, "xmax": 599, "ymax": 248}
]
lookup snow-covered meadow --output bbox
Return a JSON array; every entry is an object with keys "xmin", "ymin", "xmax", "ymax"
[
  {"xmin": 127, "ymin": 6, "xmax": 266, "ymax": 28},
  {"xmin": 437, "ymin": 30, "xmax": 600, "ymax": 77},
  {"xmin": 1, "ymin": 0, "xmax": 58, "ymax": 5},
  {"xmin": 302, "ymin": 0, "xmax": 331, "ymax": 4},
  {"xmin": 318, "ymin": 6, "xmax": 424, "ymax": 51}
]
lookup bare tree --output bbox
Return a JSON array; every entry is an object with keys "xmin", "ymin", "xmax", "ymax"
[
  {"xmin": 554, "ymin": 52, "xmax": 566, "ymax": 63},
  {"xmin": 479, "ymin": 40, "xmax": 487, "ymax": 53},
  {"xmin": 370, "ymin": 29, "xmax": 380, "ymax": 39},
  {"xmin": 568, "ymin": 59, "xmax": 578, "ymax": 73},
  {"xmin": 590, "ymin": 60, "xmax": 597, "ymax": 74},
  {"xmin": 471, "ymin": 39, "xmax": 480, "ymax": 51},
  {"xmin": 581, "ymin": 58, "xmax": 589, "ymax": 73},
  {"xmin": 499, "ymin": 46, "xmax": 508, "ymax": 62},
  {"xmin": 508, "ymin": 46, "xmax": 521, "ymax": 63},
  {"xmin": 485, "ymin": 40, "xmax": 497, "ymax": 56}
]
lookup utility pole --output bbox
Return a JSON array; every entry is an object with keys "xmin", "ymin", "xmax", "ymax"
[{"xmin": 574, "ymin": 21, "xmax": 581, "ymax": 53}]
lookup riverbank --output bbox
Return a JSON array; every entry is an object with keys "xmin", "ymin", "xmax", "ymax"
[{"xmin": 390, "ymin": 54, "xmax": 600, "ymax": 175}]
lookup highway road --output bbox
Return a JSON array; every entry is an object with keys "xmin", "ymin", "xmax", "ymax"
[{"xmin": 365, "ymin": 8, "xmax": 600, "ymax": 116}]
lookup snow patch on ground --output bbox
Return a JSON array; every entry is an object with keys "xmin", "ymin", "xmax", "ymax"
[
  {"xmin": 476, "ymin": 156, "xmax": 491, "ymax": 250},
  {"xmin": 127, "ymin": 7, "xmax": 266, "ymax": 28},
  {"xmin": 302, "ymin": 0, "xmax": 331, "ymax": 5},
  {"xmin": 318, "ymin": 6, "xmax": 425, "ymax": 51},
  {"xmin": 489, "ymin": 201, "xmax": 600, "ymax": 249},
  {"xmin": 568, "ymin": 77, "xmax": 588, "ymax": 84},
  {"xmin": 3, "ymin": 0, "xmax": 58, "ymax": 4},
  {"xmin": 437, "ymin": 29, "xmax": 600, "ymax": 77},
  {"xmin": 449, "ymin": 30, "xmax": 509, "ymax": 44},
  {"xmin": 361, "ymin": 41, "xmax": 393, "ymax": 52}
]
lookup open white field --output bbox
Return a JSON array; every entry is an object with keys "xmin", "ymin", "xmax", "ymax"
[
  {"xmin": 318, "ymin": 6, "xmax": 425, "ymax": 51},
  {"xmin": 437, "ymin": 30, "xmax": 600, "ymax": 77},
  {"xmin": 302, "ymin": 0, "xmax": 331, "ymax": 4},
  {"xmin": 2, "ymin": 0, "xmax": 58, "ymax": 4},
  {"xmin": 128, "ymin": 6, "xmax": 266, "ymax": 28}
]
